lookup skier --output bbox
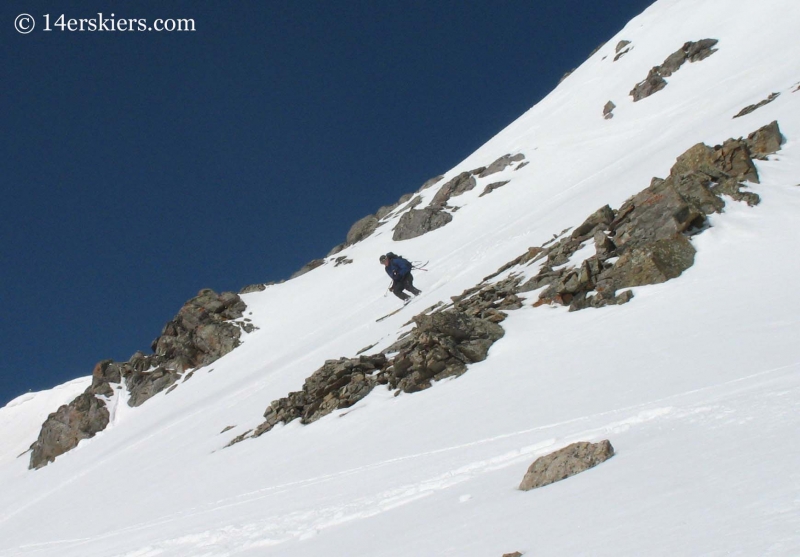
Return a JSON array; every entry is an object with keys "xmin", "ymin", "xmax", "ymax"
[{"xmin": 380, "ymin": 252, "xmax": 421, "ymax": 303}]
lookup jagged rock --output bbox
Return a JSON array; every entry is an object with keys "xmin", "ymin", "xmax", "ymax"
[
  {"xmin": 478, "ymin": 154, "xmax": 525, "ymax": 178},
  {"xmin": 334, "ymin": 256, "xmax": 353, "ymax": 267},
  {"xmin": 745, "ymin": 120, "xmax": 784, "ymax": 159},
  {"xmin": 385, "ymin": 309, "xmax": 505, "ymax": 393},
  {"xmin": 597, "ymin": 234, "xmax": 696, "ymax": 294},
  {"xmin": 614, "ymin": 40, "xmax": 631, "ymax": 61},
  {"xmin": 345, "ymin": 214, "xmax": 379, "ymax": 246},
  {"xmin": 327, "ymin": 243, "xmax": 346, "ymax": 256},
  {"xmin": 88, "ymin": 359, "xmax": 120, "ymax": 397},
  {"xmin": 519, "ymin": 440, "xmax": 614, "ymax": 491},
  {"xmin": 572, "ymin": 205, "xmax": 615, "ymax": 239},
  {"xmin": 242, "ymin": 284, "xmax": 510, "ymax": 444},
  {"xmin": 29, "ymin": 393, "xmax": 110, "ymax": 469},
  {"xmin": 733, "ymin": 93, "xmax": 780, "ymax": 119},
  {"xmin": 498, "ymin": 123, "xmax": 776, "ymax": 310},
  {"xmin": 630, "ymin": 68, "xmax": 667, "ymax": 102},
  {"xmin": 290, "ymin": 258, "xmax": 325, "ymax": 279},
  {"xmin": 631, "ymin": 39, "xmax": 718, "ymax": 101},
  {"xmin": 128, "ymin": 367, "xmax": 181, "ymax": 407},
  {"xmin": 420, "ymin": 174, "xmax": 445, "ymax": 190},
  {"xmin": 151, "ymin": 289, "xmax": 247, "ymax": 372},
  {"xmin": 239, "ymin": 283, "xmax": 268, "ymax": 294},
  {"xmin": 594, "ymin": 230, "xmax": 616, "ymax": 257},
  {"xmin": 253, "ymin": 355, "xmax": 388, "ymax": 437},
  {"xmin": 480, "ymin": 181, "xmax": 510, "ymax": 197},
  {"xmin": 603, "ymin": 100, "xmax": 616, "ymax": 119},
  {"xmin": 393, "ymin": 208, "xmax": 453, "ymax": 241},
  {"xmin": 431, "ymin": 172, "xmax": 477, "ymax": 207},
  {"xmin": 31, "ymin": 289, "xmax": 249, "ymax": 469}
]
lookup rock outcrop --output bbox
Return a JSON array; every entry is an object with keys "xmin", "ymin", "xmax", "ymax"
[
  {"xmin": 630, "ymin": 39, "xmax": 718, "ymax": 101},
  {"xmin": 478, "ymin": 154, "xmax": 525, "ymax": 178},
  {"xmin": 393, "ymin": 207, "xmax": 453, "ymax": 241},
  {"xmin": 733, "ymin": 92, "xmax": 780, "ymax": 119},
  {"xmin": 236, "ymin": 279, "xmax": 514, "ymax": 445},
  {"xmin": 480, "ymin": 181, "xmax": 510, "ymax": 197},
  {"xmin": 430, "ymin": 172, "xmax": 477, "ymax": 208},
  {"xmin": 519, "ymin": 440, "xmax": 614, "ymax": 491},
  {"xmin": 345, "ymin": 214, "xmax": 380, "ymax": 246},
  {"xmin": 502, "ymin": 121, "xmax": 783, "ymax": 311},
  {"xmin": 603, "ymin": 100, "xmax": 616, "ymax": 119},
  {"xmin": 28, "ymin": 393, "xmax": 111, "ymax": 470},
  {"xmin": 29, "ymin": 289, "xmax": 251, "ymax": 469},
  {"xmin": 614, "ymin": 40, "xmax": 631, "ymax": 61}
]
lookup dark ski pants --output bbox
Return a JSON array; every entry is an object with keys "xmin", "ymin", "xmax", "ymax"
[{"xmin": 391, "ymin": 273, "xmax": 421, "ymax": 301}]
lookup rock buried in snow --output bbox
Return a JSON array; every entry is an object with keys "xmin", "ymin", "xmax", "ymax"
[{"xmin": 518, "ymin": 440, "xmax": 614, "ymax": 491}]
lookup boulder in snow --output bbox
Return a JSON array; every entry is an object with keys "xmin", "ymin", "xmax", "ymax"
[{"xmin": 519, "ymin": 440, "xmax": 614, "ymax": 491}]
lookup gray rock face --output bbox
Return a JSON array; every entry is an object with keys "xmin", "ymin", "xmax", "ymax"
[
  {"xmin": 631, "ymin": 39, "xmax": 718, "ymax": 101},
  {"xmin": 603, "ymin": 100, "xmax": 616, "ymax": 119},
  {"xmin": 29, "ymin": 393, "xmax": 111, "ymax": 469},
  {"xmin": 127, "ymin": 366, "xmax": 181, "ymax": 407},
  {"xmin": 392, "ymin": 207, "xmax": 453, "ymax": 241},
  {"xmin": 345, "ymin": 214, "xmax": 379, "ymax": 246},
  {"xmin": 431, "ymin": 172, "xmax": 477, "ymax": 207},
  {"xmin": 290, "ymin": 258, "xmax": 325, "ymax": 279},
  {"xmin": 519, "ymin": 440, "xmax": 614, "ymax": 491},
  {"xmin": 420, "ymin": 174, "xmax": 445, "ymax": 190},
  {"xmin": 239, "ymin": 283, "xmax": 269, "ymax": 294},
  {"xmin": 478, "ymin": 154, "xmax": 525, "ymax": 178},
  {"xmin": 30, "ymin": 289, "xmax": 250, "ymax": 469},
  {"xmin": 480, "ymin": 181, "xmax": 510, "ymax": 197}
]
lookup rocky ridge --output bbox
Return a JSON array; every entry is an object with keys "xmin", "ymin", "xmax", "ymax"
[
  {"xmin": 29, "ymin": 289, "xmax": 253, "ymax": 469},
  {"xmin": 229, "ymin": 121, "xmax": 782, "ymax": 447}
]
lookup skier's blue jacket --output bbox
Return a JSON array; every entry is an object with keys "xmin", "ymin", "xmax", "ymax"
[{"xmin": 385, "ymin": 257, "xmax": 412, "ymax": 280}]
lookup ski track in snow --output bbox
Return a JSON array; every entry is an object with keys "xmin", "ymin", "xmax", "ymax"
[{"xmin": 10, "ymin": 361, "xmax": 798, "ymax": 557}]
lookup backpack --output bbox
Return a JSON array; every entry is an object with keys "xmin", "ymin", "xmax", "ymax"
[{"xmin": 393, "ymin": 256, "xmax": 412, "ymax": 275}]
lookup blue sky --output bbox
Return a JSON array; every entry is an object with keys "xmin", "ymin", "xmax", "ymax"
[{"xmin": 1, "ymin": 0, "xmax": 653, "ymax": 406}]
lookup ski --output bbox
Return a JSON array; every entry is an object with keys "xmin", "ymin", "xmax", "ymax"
[{"xmin": 376, "ymin": 306, "xmax": 405, "ymax": 322}]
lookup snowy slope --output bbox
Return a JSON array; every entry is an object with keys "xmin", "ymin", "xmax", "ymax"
[{"xmin": 2, "ymin": 0, "xmax": 800, "ymax": 555}]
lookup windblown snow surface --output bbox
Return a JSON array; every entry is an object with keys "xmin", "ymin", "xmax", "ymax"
[{"xmin": 2, "ymin": 0, "xmax": 800, "ymax": 555}]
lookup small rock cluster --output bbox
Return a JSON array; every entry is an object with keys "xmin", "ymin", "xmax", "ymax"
[
  {"xmin": 519, "ymin": 440, "xmax": 615, "ymax": 491},
  {"xmin": 29, "ymin": 289, "xmax": 251, "ymax": 469},
  {"xmin": 393, "ymin": 154, "xmax": 525, "ymax": 241},
  {"xmin": 733, "ymin": 92, "xmax": 780, "ymax": 119},
  {"xmin": 630, "ymin": 39, "xmax": 718, "ymax": 101},
  {"xmin": 614, "ymin": 39, "xmax": 631, "ymax": 61}
]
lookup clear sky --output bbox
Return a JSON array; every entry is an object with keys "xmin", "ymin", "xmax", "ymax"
[{"xmin": 1, "ymin": 0, "xmax": 653, "ymax": 406}]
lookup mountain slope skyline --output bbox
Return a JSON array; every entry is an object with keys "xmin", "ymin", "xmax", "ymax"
[
  {"xmin": 2, "ymin": 0, "xmax": 800, "ymax": 554},
  {"xmin": 2, "ymin": 0, "xmax": 653, "ymax": 406}
]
